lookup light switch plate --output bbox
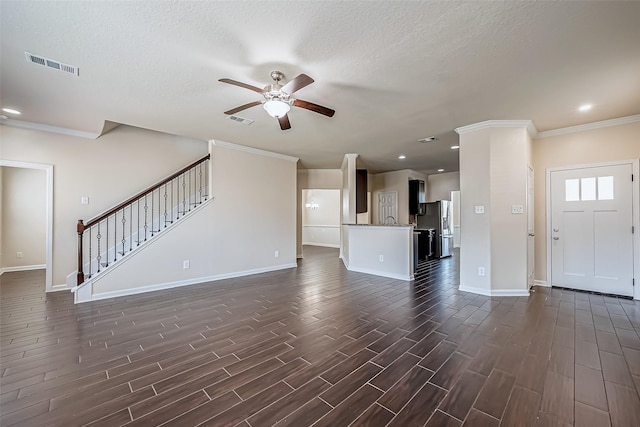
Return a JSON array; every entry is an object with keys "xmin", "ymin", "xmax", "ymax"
[
  {"xmin": 511, "ymin": 204, "xmax": 524, "ymax": 214},
  {"xmin": 475, "ymin": 205, "xmax": 485, "ymax": 214},
  {"xmin": 81, "ymin": 196, "xmax": 89, "ymax": 205}
]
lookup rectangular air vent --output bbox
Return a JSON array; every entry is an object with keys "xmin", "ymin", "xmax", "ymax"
[
  {"xmin": 25, "ymin": 52, "xmax": 79, "ymax": 76},
  {"xmin": 227, "ymin": 115, "xmax": 254, "ymax": 125}
]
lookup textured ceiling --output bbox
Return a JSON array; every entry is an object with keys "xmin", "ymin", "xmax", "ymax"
[{"xmin": 1, "ymin": 1, "xmax": 639, "ymax": 173}]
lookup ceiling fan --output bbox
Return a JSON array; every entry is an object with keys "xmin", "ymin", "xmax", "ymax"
[{"xmin": 219, "ymin": 71, "xmax": 335, "ymax": 130}]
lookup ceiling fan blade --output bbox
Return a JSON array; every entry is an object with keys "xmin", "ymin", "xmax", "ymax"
[
  {"xmin": 278, "ymin": 114, "xmax": 291, "ymax": 130},
  {"xmin": 281, "ymin": 74, "xmax": 314, "ymax": 94},
  {"xmin": 219, "ymin": 78, "xmax": 264, "ymax": 94},
  {"xmin": 293, "ymin": 99, "xmax": 335, "ymax": 117},
  {"xmin": 223, "ymin": 101, "xmax": 262, "ymax": 115}
]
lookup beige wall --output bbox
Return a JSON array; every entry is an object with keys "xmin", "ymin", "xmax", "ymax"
[
  {"xmin": 1, "ymin": 167, "xmax": 46, "ymax": 269},
  {"xmin": 532, "ymin": 120, "xmax": 640, "ymax": 282},
  {"xmin": 427, "ymin": 172, "xmax": 460, "ymax": 201},
  {"xmin": 0, "ymin": 124, "xmax": 208, "ymax": 285},
  {"xmin": 459, "ymin": 126, "xmax": 531, "ymax": 294},
  {"xmin": 91, "ymin": 142, "xmax": 297, "ymax": 296},
  {"xmin": 460, "ymin": 129, "xmax": 492, "ymax": 292},
  {"xmin": 296, "ymin": 169, "xmax": 342, "ymax": 256}
]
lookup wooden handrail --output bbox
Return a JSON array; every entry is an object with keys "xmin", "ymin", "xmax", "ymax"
[{"xmin": 81, "ymin": 154, "xmax": 210, "ymax": 230}]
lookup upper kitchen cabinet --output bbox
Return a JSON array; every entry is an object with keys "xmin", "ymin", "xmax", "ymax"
[
  {"xmin": 409, "ymin": 179, "xmax": 426, "ymax": 215},
  {"xmin": 356, "ymin": 169, "xmax": 368, "ymax": 214}
]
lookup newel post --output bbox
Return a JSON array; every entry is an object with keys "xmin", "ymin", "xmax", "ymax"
[{"xmin": 77, "ymin": 220, "xmax": 85, "ymax": 285}]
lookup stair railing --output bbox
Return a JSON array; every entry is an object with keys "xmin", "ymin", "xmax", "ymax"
[{"xmin": 76, "ymin": 154, "xmax": 210, "ymax": 285}]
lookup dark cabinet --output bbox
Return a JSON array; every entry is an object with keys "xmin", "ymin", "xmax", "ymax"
[
  {"xmin": 356, "ymin": 169, "xmax": 368, "ymax": 214},
  {"xmin": 409, "ymin": 179, "xmax": 425, "ymax": 215}
]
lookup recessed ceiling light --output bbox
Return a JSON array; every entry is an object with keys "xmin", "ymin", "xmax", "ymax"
[
  {"xmin": 2, "ymin": 107, "xmax": 21, "ymax": 115},
  {"xmin": 451, "ymin": 145, "xmax": 460, "ymax": 150},
  {"xmin": 578, "ymin": 104, "xmax": 592, "ymax": 112},
  {"xmin": 437, "ymin": 169, "xmax": 445, "ymax": 172},
  {"xmin": 418, "ymin": 136, "xmax": 438, "ymax": 143},
  {"xmin": 398, "ymin": 155, "xmax": 406, "ymax": 160}
]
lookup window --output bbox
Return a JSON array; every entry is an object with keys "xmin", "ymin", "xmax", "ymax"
[{"xmin": 565, "ymin": 176, "xmax": 614, "ymax": 201}]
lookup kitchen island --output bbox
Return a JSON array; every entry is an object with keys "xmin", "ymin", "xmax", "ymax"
[{"xmin": 341, "ymin": 224, "xmax": 415, "ymax": 281}]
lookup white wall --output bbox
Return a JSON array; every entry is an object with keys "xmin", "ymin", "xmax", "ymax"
[
  {"xmin": 345, "ymin": 225, "xmax": 414, "ymax": 281},
  {"xmin": 302, "ymin": 189, "xmax": 340, "ymax": 248},
  {"xmin": 90, "ymin": 141, "xmax": 298, "ymax": 298},
  {"xmin": 426, "ymin": 172, "xmax": 460, "ymax": 201},
  {"xmin": 1, "ymin": 166, "xmax": 46, "ymax": 269},
  {"xmin": 0, "ymin": 124, "xmax": 208, "ymax": 286}
]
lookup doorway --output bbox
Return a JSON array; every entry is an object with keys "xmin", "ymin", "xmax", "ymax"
[
  {"xmin": 377, "ymin": 191, "xmax": 398, "ymax": 225},
  {"xmin": 0, "ymin": 160, "xmax": 54, "ymax": 291},
  {"xmin": 548, "ymin": 161, "xmax": 636, "ymax": 297},
  {"xmin": 301, "ymin": 189, "xmax": 340, "ymax": 248}
]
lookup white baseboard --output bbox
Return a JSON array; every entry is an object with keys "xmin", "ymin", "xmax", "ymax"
[
  {"xmin": 534, "ymin": 280, "xmax": 549, "ymax": 287},
  {"xmin": 302, "ymin": 242, "xmax": 340, "ymax": 248},
  {"xmin": 85, "ymin": 263, "xmax": 298, "ymax": 303},
  {"xmin": 346, "ymin": 265, "xmax": 413, "ymax": 281},
  {"xmin": 459, "ymin": 285, "xmax": 529, "ymax": 297},
  {"xmin": 0, "ymin": 264, "xmax": 46, "ymax": 275},
  {"xmin": 297, "ymin": 253, "xmax": 303, "ymax": 259}
]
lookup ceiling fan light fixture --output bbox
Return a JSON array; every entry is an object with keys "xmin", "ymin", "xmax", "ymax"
[{"xmin": 263, "ymin": 100, "xmax": 290, "ymax": 118}]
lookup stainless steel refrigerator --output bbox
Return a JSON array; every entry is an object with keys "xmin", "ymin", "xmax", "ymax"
[{"xmin": 417, "ymin": 200, "xmax": 453, "ymax": 258}]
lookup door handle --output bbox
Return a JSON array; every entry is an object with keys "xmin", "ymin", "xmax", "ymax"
[
  {"xmin": 553, "ymin": 237, "xmax": 559, "ymax": 240},
  {"xmin": 528, "ymin": 233, "xmax": 535, "ymax": 237},
  {"xmin": 553, "ymin": 228, "xmax": 559, "ymax": 232}
]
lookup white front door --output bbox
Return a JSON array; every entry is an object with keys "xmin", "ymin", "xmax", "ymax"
[
  {"xmin": 550, "ymin": 163, "xmax": 634, "ymax": 296},
  {"xmin": 378, "ymin": 192, "xmax": 398, "ymax": 224},
  {"xmin": 527, "ymin": 166, "xmax": 535, "ymax": 289}
]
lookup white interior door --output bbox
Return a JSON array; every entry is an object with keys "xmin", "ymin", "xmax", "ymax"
[
  {"xmin": 527, "ymin": 166, "xmax": 535, "ymax": 289},
  {"xmin": 378, "ymin": 192, "xmax": 398, "ymax": 224},
  {"xmin": 550, "ymin": 163, "xmax": 634, "ymax": 296}
]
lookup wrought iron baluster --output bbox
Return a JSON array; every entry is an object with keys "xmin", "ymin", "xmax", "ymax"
[
  {"xmin": 113, "ymin": 213, "xmax": 117, "ymax": 262},
  {"xmin": 198, "ymin": 163, "xmax": 203, "ymax": 204},
  {"xmin": 151, "ymin": 189, "xmax": 155, "ymax": 236},
  {"xmin": 182, "ymin": 173, "xmax": 187, "ymax": 214},
  {"xmin": 144, "ymin": 194, "xmax": 148, "ymax": 242},
  {"xmin": 129, "ymin": 203, "xmax": 132, "ymax": 252},
  {"xmin": 205, "ymin": 159, "xmax": 208, "ymax": 200},
  {"xmin": 164, "ymin": 183, "xmax": 168, "ymax": 228},
  {"xmin": 88, "ymin": 227, "xmax": 92, "ymax": 278},
  {"xmin": 97, "ymin": 222, "xmax": 103, "ymax": 270},
  {"xmin": 121, "ymin": 208, "xmax": 126, "ymax": 256},
  {"xmin": 171, "ymin": 177, "xmax": 174, "ymax": 223}
]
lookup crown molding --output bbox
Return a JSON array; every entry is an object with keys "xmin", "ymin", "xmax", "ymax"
[
  {"xmin": 455, "ymin": 120, "xmax": 538, "ymax": 137},
  {"xmin": 0, "ymin": 118, "xmax": 101, "ymax": 139},
  {"xmin": 535, "ymin": 114, "xmax": 640, "ymax": 139},
  {"xmin": 210, "ymin": 140, "xmax": 299, "ymax": 162}
]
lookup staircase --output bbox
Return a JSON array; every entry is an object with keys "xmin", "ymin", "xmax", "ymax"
[{"xmin": 72, "ymin": 155, "xmax": 210, "ymax": 294}]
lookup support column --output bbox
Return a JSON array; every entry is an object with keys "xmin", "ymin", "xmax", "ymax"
[{"xmin": 456, "ymin": 121, "xmax": 535, "ymax": 296}]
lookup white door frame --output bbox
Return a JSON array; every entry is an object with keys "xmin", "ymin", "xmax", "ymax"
[
  {"xmin": 0, "ymin": 160, "xmax": 55, "ymax": 292},
  {"xmin": 546, "ymin": 159, "xmax": 640, "ymax": 300}
]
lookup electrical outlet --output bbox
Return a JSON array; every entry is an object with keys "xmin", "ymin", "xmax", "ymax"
[
  {"xmin": 379, "ymin": 255, "xmax": 384, "ymax": 262},
  {"xmin": 475, "ymin": 205, "xmax": 485, "ymax": 214},
  {"xmin": 16, "ymin": 251, "xmax": 23, "ymax": 259},
  {"xmin": 274, "ymin": 250, "xmax": 279, "ymax": 258},
  {"xmin": 478, "ymin": 267, "xmax": 485, "ymax": 276},
  {"xmin": 511, "ymin": 204, "xmax": 524, "ymax": 214},
  {"xmin": 183, "ymin": 260, "xmax": 190, "ymax": 269}
]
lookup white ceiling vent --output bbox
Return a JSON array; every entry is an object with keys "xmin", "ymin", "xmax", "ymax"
[
  {"xmin": 227, "ymin": 115, "xmax": 254, "ymax": 125},
  {"xmin": 25, "ymin": 52, "xmax": 79, "ymax": 76}
]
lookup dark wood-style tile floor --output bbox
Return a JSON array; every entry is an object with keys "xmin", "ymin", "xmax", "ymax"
[{"xmin": 1, "ymin": 246, "xmax": 640, "ymax": 426}]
